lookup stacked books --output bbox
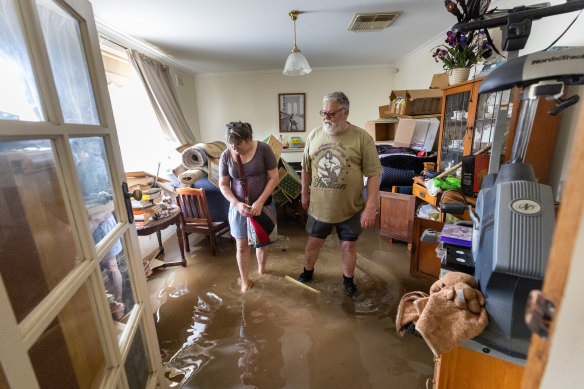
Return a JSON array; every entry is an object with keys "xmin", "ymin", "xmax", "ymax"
[
  {"xmin": 439, "ymin": 224, "xmax": 473, "ymax": 247},
  {"xmin": 126, "ymin": 172, "xmax": 169, "ymax": 226},
  {"xmin": 132, "ymin": 197, "xmax": 161, "ymax": 227}
]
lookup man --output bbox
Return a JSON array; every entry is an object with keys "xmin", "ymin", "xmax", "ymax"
[{"xmin": 298, "ymin": 91, "xmax": 382, "ymax": 297}]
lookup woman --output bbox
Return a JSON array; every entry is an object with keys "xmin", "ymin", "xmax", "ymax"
[{"xmin": 219, "ymin": 122, "xmax": 279, "ymax": 292}]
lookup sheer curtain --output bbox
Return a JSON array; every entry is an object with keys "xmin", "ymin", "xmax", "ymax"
[
  {"xmin": 0, "ymin": 0, "xmax": 44, "ymax": 121},
  {"xmin": 127, "ymin": 49, "xmax": 196, "ymax": 145},
  {"xmin": 36, "ymin": 0, "xmax": 99, "ymax": 125}
]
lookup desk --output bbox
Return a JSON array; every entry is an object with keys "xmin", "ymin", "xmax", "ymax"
[
  {"xmin": 412, "ymin": 176, "xmax": 476, "ymax": 209},
  {"xmin": 136, "ymin": 207, "xmax": 186, "ymax": 267}
]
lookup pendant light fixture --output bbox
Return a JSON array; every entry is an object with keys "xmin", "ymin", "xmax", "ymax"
[{"xmin": 283, "ymin": 10, "xmax": 311, "ymax": 76}]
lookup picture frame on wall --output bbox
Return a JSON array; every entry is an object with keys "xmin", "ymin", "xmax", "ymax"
[{"xmin": 279, "ymin": 93, "xmax": 305, "ymax": 132}]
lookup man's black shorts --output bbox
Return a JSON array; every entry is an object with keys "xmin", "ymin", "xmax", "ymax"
[{"xmin": 305, "ymin": 211, "xmax": 363, "ymax": 241}]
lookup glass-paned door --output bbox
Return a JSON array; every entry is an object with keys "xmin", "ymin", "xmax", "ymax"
[
  {"xmin": 0, "ymin": 0, "xmax": 163, "ymax": 388},
  {"xmin": 439, "ymin": 90, "xmax": 470, "ymax": 172},
  {"xmin": 472, "ymin": 89, "xmax": 514, "ymax": 165}
]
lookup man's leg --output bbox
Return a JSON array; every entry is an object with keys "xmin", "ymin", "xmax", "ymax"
[
  {"xmin": 101, "ymin": 255, "xmax": 124, "ymax": 319},
  {"xmin": 236, "ymin": 238, "xmax": 251, "ymax": 292},
  {"xmin": 101, "ymin": 255, "xmax": 122, "ymax": 302},
  {"xmin": 305, "ymin": 236, "xmax": 325, "ymax": 270},
  {"xmin": 340, "ymin": 240, "xmax": 358, "ymax": 297},
  {"xmin": 339, "ymin": 240, "xmax": 357, "ymax": 277},
  {"xmin": 298, "ymin": 236, "xmax": 325, "ymax": 282}
]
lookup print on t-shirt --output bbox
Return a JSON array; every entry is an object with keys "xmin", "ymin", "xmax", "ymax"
[{"xmin": 313, "ymin": 142, "xmax": 348, "ymax": 190}]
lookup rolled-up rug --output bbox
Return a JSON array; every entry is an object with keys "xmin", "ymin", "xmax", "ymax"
[
  {"xmin": 178, "ymin": 169, "xmax": 207, "ymax": 186},
  {"xmin": 172, "ymin": 163, "xmax": 188, "ymax": 178},
  {"xmin": 182, "ymin": 146, "xmax": 208, "ymax": 169},
  {"xmin": 195, "ymin": 141, "xmax": 226, "ymax": 159}
]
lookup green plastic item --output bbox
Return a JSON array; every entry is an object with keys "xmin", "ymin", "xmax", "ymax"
[{"xmin": 433, "ymin": 177, "xmax": 461, "ymax": 190}]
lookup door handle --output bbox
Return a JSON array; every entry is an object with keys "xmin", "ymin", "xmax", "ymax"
[
  {"xmin": 525, "ymin": 289, "xmax": 555, "ymax": 340},
  {"xmin": 122, "ymin": 182, "xmax": 142, "ymax": 224}
]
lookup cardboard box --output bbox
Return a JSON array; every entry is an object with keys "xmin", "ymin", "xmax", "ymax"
[
  {"xmin": 393, "ymin": 118, "xmax": 440, "ymax": 150},
  {"xmin": 264, "ymin": 135, "xmax": 283, "ymax": 162},
  {"xmin": 207, "ymin": 157, "xmax": 220, "ymax": 187},
  {"xmin": 389, "ymin": 89, "xmax": 443, "ymax": 116},
  {"xmin": 365, "ymin": 120, "xmax": 398, "ymax": 141},
  {"xmin": 430, "ymin": 73, "xmax": 449, "ymax": 89},
  {"xmin": 378, "ymin": 105, "xmax": 394, "ymax": 119}
]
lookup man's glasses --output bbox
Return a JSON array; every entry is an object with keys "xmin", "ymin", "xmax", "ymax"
[{"xmin": 319, "ymin": 108, "xmax": 345, "ymax": 118}]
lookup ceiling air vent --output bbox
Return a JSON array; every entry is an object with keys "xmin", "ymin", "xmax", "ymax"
[{"xmin": 347, "ymin": 12, "xmax": 401, "ymax": 32}]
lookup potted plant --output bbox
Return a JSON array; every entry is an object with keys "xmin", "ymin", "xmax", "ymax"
[{"xmin": 432, "ymin": 30, "xmax": 492, "ymax": 85}]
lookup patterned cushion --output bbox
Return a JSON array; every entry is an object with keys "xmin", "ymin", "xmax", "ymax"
[
  {"xmin": 193, "ymin": 178, "xmax": 230, "ymax": 222},
  {"xmin": 379, "ymin": 166, "xmax": 417, "ymax": 192}
]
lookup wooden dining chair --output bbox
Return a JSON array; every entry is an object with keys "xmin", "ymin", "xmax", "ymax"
[{"xmin": 175, "ymin": 187, "xmax": 230, "ymax": 256}]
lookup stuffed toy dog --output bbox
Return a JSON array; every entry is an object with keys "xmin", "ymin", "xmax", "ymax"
[
  {"xmin": 430, "ymin": 272, "xmax": 484, "ymax": 314},
  {"xmin": 397, "ymin": 271, "xmax": 488, "ymax": 356}
]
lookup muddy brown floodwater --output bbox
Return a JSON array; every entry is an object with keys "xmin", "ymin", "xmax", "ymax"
[{"xmin": 148, "ymin": 218, "xmax": 434, "ymax": 388}]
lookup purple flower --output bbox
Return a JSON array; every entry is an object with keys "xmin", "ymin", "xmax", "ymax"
[
  {"xmin": 445, "ymin": 30, "xmax": 456, "ymax": 46},
  {"xmin": 432, "ymin": 29, "xmax": 490, "ymax": 69}
]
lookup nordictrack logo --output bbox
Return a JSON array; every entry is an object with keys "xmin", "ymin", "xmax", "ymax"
[{"xmin": 531, "ymin": 54, "xmax": 584, "ymax": 65}]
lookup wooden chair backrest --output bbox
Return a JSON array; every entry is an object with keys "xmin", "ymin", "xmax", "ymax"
[{"xmin": 175, "ymin": 187, "xmax": 212, "ymax": 226}]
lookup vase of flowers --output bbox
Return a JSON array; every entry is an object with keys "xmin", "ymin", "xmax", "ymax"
[
  {"xmin": 449, "ymin": 67, "xmax": 471, "ymax": 85},
  {"xmin": 432, "ymin": 30, "xmax": 492, "ymax": 85}
]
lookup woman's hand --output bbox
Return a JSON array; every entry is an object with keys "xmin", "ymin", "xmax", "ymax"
[
  {"xmin": 249, "ymin": 200, "xmax": 265, "ymax": 217},
  {"xmin": 236, "ymin": 201, "xmax": 252, "ymax": 217}
]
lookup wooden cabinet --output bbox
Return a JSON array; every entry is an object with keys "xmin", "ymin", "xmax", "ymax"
[
  {"xmin": 437, "ymin": 77, "xmax": 561, "ymax": 183},
  {"xmin": 410, "ymin": 217, "xmax": 444, "ymax": 281},
  {"xmin": 438, "ymin": 77, "xmax": 514, "ymax": 172},
  {"xmin": 432, "ymin": 346, "xmax": 524, "ymax": 388},
  {"xmin": 377, "ymin": 191, "xmax": 416, "ymax": 243}
]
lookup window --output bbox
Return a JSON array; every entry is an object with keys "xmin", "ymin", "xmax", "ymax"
[{"xmin": 100, "ymin": 45, "xmax": 181, "ymax": 175}]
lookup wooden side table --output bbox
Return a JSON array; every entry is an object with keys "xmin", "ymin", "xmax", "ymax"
[{"xmin": 136, "ymin": 207, "xmax": 186, "ymax": 267}]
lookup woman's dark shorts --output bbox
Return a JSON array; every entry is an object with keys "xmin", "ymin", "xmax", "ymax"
[{"xmin": 305, "ymin": 211, "xmax": 363, "ymax": 241}]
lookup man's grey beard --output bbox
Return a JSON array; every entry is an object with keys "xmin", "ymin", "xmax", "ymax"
[{"xmin": 323, "ymin": 121, "xmax": 343, "ymax": 135}]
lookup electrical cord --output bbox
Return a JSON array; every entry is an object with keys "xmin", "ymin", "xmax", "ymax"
[{"xmin": 543, "ymin": 9, "xmax": 583, "ymax": 51}]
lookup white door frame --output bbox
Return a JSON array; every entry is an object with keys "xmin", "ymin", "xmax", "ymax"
[{"xmin": 0, "ymin": 0, "xmax": 165, "ymax": 387}]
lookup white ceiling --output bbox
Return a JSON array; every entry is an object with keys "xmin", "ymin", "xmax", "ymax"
[{"xmin": 90, "ymin": 0, "xmax": 457, "ymax": 75}]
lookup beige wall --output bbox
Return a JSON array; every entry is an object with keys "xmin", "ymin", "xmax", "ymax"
[
  {"xmin": 169, "ymin": 67, "xmax": 201, "ymax": 142},
  {"xmin": 193, "ymin": 67, "xmax": 396, "ymax": 144},
  {"xmin": 393, "ymin": 32, "xmax": 446, "ymax": 90}
]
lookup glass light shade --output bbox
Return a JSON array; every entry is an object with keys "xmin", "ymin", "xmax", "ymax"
[{"xmin": 283, "ymin": 51, "xmax": 312, "ymax": 76}]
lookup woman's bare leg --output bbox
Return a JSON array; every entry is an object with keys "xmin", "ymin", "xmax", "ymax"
[
  {"xmin": 236, "ymin": 238, "xmax": 251, "ymax": 292},
  {"xmin": 256, "ymin": 246, "xmax": 269, "ymax": 275}
]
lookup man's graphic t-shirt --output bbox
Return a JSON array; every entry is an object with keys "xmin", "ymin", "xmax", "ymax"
[{"xmin": 302, "ymin": 124, "xmax": 382, "ymax": 223}]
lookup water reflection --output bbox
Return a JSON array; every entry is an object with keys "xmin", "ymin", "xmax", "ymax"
[
  {"xmin": 237, "ymin": 300, "xmax": 285, "ymax": 388},
  {"xmin": 70, "ymin": 137, "xmax": 134, "ymax": 329},
  {"xmin": 151, "ymin": 223, "xmax": 435, "ymax": 389},
  {"xmin": 163, "ymin": 292, "xmax": 222, "ymax": 387}
]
